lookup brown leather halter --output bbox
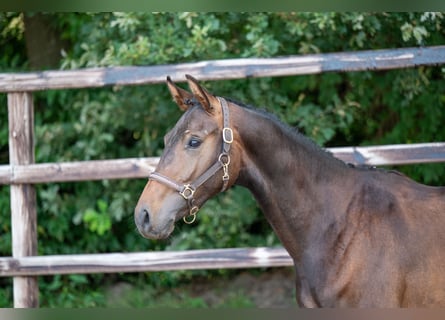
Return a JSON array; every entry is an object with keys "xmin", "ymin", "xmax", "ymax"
[{"xmin": 149, "ymin": 97, "xmax": 233, "ymax": 224}]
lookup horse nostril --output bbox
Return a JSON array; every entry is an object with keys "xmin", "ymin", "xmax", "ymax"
[
  {"xmin": 136, "ymin": 206, "xmax": 151, "ymax": 230},
  {"xmin": 141, "ymin": 208, "xmax": 150, "ymax": 227},
  {"xmin": 142, "ymin": 209, "xmax": 150, "ymax": 226}
]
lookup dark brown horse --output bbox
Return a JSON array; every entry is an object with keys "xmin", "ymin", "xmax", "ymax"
[{"xmin": 135, "ymin": 75, "xmax": 445, "ymax": 307}]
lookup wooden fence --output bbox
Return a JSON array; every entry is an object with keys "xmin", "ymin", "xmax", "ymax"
[{"xmin": 1, "ymin": 46, "xmax": 445, "ymax": 308}]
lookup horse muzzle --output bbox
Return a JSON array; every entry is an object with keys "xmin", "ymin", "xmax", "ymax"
[{"xmin": 134, "ymin": 202, "xmax": 177, "ymax": 240}]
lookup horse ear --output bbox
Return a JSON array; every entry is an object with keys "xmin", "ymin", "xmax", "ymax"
[
  {"xmin": 185, "ymin": 74, "xmax": 218, "ymax": 114},
  {"xmin": 166, "ymin": 76, "xmax": 194, "ymax": 111}
]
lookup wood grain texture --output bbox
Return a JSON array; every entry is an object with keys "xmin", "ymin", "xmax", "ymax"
[
  {"xmin": 8, "ymin": 92, "xmax": 39, "ymax": 308},
  {"xmin": 0, "ymin": 157, "xmax": 159, "ymax": 184},
  {"xmin": 0, "ymin": 247, "xmax": 293, "ymax": 277},
  {"xmin": 331, "ymin": 142, "xmax": 445, "ymax": 166},
  {"xmin": 0, "ymin": 46, "xmax": 444, "ymax": 92}
]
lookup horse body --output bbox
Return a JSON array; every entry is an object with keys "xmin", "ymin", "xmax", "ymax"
[
  {"xmin": 232, "ymin": 104, "xmax": 445, "ymax": 307},
  {"xmin": 135, "ymin": 75, "xmax": 445, "ymax": 307}
]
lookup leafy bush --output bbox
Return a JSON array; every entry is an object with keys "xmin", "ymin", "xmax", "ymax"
[{"xmin": 0, "ymin": 12, "xmax": 444, "ymax": 307}]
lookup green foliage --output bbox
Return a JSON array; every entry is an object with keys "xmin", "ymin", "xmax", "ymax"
[
  {"xmin": 0, "ymin": 12, "xmax": 444, "ymax": 307},
  {"xmin": 0, "ymin": 278, "xmax": 12, "ymax": 307},
  {"xmin": 39, "ymin": 274, "xmax": 105, "ymax": 307},
  {"xmin": 83, "ymin": 200, "xmax": 112, "ymax": 236},
  {"xmin": 0, "ymin": 186, "xmax": 11, "ymax": 255},
  {"xmin": 167, "ymin": 188, "xmax": 278, "ymax": 252}
]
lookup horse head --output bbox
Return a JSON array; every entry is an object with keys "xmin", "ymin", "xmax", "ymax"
[{"xmin": 134, "ymin": 75, "xmax": 241, "ymax": 239}]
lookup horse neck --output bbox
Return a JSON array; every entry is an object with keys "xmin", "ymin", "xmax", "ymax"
[{"xmin": 233, "ymin": 105, "xmax": 352, "ymax": 260}]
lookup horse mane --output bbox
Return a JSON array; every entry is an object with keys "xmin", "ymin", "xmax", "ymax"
[
  {"xmin": 225, "ymin": 96, "xmax": 407, "ymax": 176},
  {"xmin": 224, "ymin": 96, "xmax": 347, "ymax": 167}
]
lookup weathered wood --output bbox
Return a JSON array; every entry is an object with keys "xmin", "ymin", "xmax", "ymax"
[
  {"xmin": 0, "ymin": 46, "xmax": 444, "ymax": 92},
  {"xmin": 8, "ymin": 92, "xmax": 39, "ymax": 308},
  {"xmin": 0, "ymin": 157, "xmax": 159, "ymax": 184},
  {"xmin": 331, "ymin": 142, "xmax": 445, "ymax": 166},
  {"xmin": 1, "ymin": 143, "xmax": 444, "ymax": 185},
  {"xmin": 0, "ymin": 247, "xmax": 293, "ymax": 277}
]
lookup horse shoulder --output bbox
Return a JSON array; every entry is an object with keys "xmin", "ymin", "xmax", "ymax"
[{"xmin": 351, "ymin": 170, "xmax": 445, "ymax": 306}]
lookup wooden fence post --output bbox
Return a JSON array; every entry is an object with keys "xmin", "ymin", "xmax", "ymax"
[{"xmin": 8, "ymin": 92, "xmax": 39, "ymax": 308}]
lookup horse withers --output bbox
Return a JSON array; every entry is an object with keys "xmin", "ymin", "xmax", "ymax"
[{"xmin": 134, "ymin": 75, "xmax": 445, "ymax": 307}]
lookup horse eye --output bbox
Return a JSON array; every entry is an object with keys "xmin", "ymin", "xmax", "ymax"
[{"xmin": 187, "ymin": 137, "xmax": 202, "ymax": 149}]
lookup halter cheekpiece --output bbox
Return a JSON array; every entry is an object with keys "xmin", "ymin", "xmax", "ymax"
[{"xmin": 149, "ymin": 97, "xmax": 233, "ymax": 224}]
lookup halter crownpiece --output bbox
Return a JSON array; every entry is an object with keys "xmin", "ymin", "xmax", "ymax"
[{"xmin": 149, "ymin": 97, "xmax": 233, "ymax": 224}]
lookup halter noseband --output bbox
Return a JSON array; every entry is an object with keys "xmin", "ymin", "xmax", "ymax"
[{"xmin": 149, "ymin": 97, "xmax": 233, "ymax": 224}]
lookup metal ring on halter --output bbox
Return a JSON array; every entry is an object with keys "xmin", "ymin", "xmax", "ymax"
[
  {"xmin": 179, "ymin": 184, "xmax": 195, "ymax": 200},
  {"xmin": 218, "ymin": 153, "xmax": 231, "ymax": 166},
  {"xmin": 183, "ymin": 206, "xmax": 199, "ymax": 224}
]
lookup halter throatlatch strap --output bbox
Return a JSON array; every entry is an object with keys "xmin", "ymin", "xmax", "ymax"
[{"xmin": 149, "ymin": 97, "xmax": 233, "ymax": 224}]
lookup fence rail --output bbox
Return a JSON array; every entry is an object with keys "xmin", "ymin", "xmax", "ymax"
[
  {"xmin": 0, "ymin": 247, "xmax": 293, "ymax": 277},
  {"xmin": 2, "ymin": 45, "xmax": 445, "ymax": 308},
  {"xmin": 1, "ymin": 46, "xmax": 444, "ymax": 92},
  {"xmin": 1, "ymin": 143, "xmax": 445, "ymax": 185}
]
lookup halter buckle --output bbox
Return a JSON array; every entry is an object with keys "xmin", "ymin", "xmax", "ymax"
[
  {"xmin": 179, "ymin": 184, "xmax": 195, "ymax": 200},
  {"xmin": 222, "ymin": 127, "xmax": 233, "ymax": 144},
  {"xmin": 183, "ymin": 206, "xmax": 199, "ymax": 224}
]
